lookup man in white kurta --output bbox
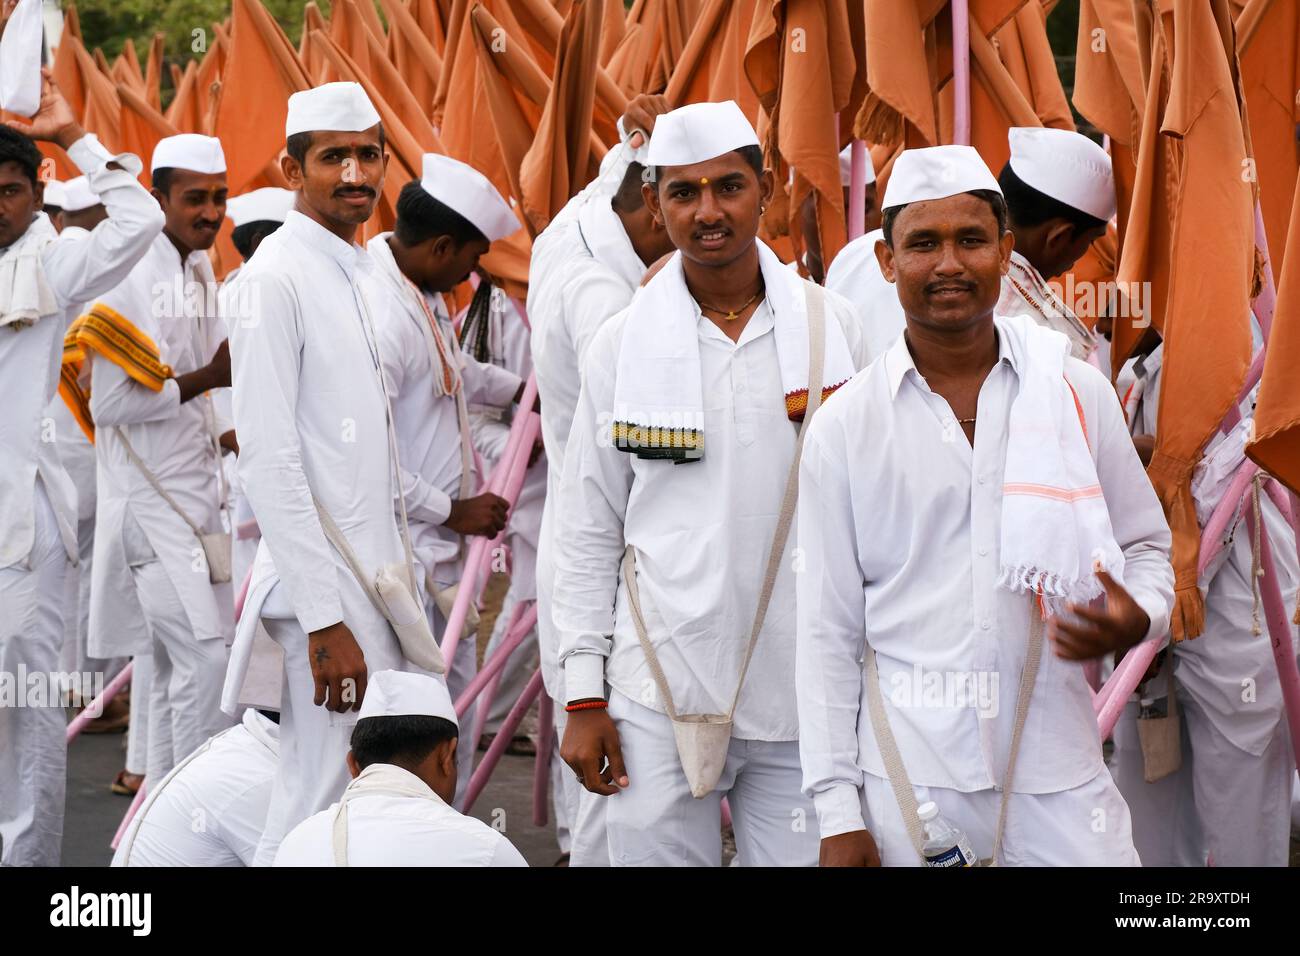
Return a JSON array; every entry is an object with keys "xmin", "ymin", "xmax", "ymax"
[
  {"xmin": 111, "ymin": 708, "xmax": 279, "ymax": 867},
  {"xmin": 529, "ymin": 136, "xmax": 674, "ymax": 862},
  {"xmin": 554, "ymin": 102, "xmax": 870, "ymax": 866},
  {"xmin": 1110, "ymin": 337, "xmax": 1299, "ymax": 866},
  {"xmin": 797, "ymin": 146, "xmax": 1173, "ymax": 867},
  {"xmin": 273, "ymin": 670, "xmax": 527, "ymax": 866},
  {"xmin": 826, "ymin": 128, "xmax": 1109, "ymax": 363},
  {"xmin": 0, "ymin": 85, "xmax": 163, "ymax": 865},
  {"xmin": 224, "ymin": 83, "xmax": 416, "ymax": 865},
  {"xmin": 86, "ymin": 135, "xmax": 235, "ymax": 786},
  {"xmin": 366, "ymin": 155, "xmax": 525, "ymax": 803}
]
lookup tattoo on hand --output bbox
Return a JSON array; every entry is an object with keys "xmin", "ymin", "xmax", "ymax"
[{"xmin": 314, "ymin": 647, "xmax": 330, "ymax": 666}]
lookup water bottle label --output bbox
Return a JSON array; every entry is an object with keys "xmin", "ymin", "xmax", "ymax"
[{"xmin": 924, "ymin": 844, "xmax": 973, "ymax": 867}]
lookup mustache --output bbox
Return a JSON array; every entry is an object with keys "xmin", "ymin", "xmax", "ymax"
[
  {"xmin": 334, "ymin": 185, "xmax": 376, "ymax": 198},
  {"xmin": 692, "ymin": 223, "xmax": 729, "ymax": 237},
  {"xmin": 192, "ymin": 220, "xmax": 221, "ymax": 231},
  {"xmin": 925, "ymin": 279, "xmax": 976, "ymax": 293}
]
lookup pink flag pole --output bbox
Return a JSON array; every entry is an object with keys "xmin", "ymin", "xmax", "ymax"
[
  {"xmin": 1095, "ymin": 459, "xmax": 1258, "ymax": 737},
  {"xmin": 440, "ymin": 374, "xmax": 540, "ymax": 672},
  {"xmin": 847, "ymin": 140, "xmax": 868, "ymax": 240},
  {"xmin": 951, "ymin": 0, "xmax": 971, "ymax": 146},
  {"xmin": 472, "ymin": 665, "xmax": 506, "ymax": 748},
  {"xmin": 66, "ymin": 661, "xmax": 133, "ymax": 743},
  {"xmin": 1245, "ymin": 493, "xmax": 1300, "ymax": 768},
  {"xmin": 110, "ymin": 780, "xmax": 148, "ymax": 850},
  {"xmin": 462, "ymin": 669, "xmax": 544, "ymax": 813},
  {"xmin": 233, "ymin": 565, "xmax": 254, "ymax": 622},
  {"xmin": 454, "ymin": 602, "xmax": 539, "ymax": 717},
  {"xmin": 533, "ymin": 692, "xmax": 554, "ymax": 826}
]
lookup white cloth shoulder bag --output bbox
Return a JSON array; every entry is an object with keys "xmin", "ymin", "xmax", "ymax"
[{"xmin": 622, "ymin": 282, "xmax": 828, "ymax": 798}]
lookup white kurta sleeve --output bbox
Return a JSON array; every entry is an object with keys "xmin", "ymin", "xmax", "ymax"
[
  {"xmin": 41, "ymin": 135, "xmax": 164, "ymax": 310},
  {"xmin": 826, "ymin": 289, "xmax": 872, "ymax": 372},
  {"xmin": 379, "ymin": 309, "xmax": 454, "ymax": 526},
  {"xmin": 1069, "ymin": 359, "xmax": 1174, "ymax": 644},
  {"xmin": 795, "ymin": 414, "xmax": 870, "ymax": 839},
  {"xmin": 88, "ymin": 354, "xmax": 182, "ymax": 427},
  {"xmin": 553, "ymin": 321, "xmax": 634, "ymax": 702},
  {"xmin": 459, "ymin": 352, "xmax": 522, "ymax": 408},
  {"xmin": 228, "ymin": 276, "xmax": 344, "ymax": 633}
]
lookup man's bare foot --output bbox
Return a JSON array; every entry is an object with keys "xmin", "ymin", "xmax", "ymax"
[{"xmin": 110, "ymin": 770, "xmax": 143, "ymax": 796}]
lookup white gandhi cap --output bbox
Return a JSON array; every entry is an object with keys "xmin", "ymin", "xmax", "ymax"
[
  {"xmin": 1007, "ymin": 127, "xmax": 1115, "ymax": 223},
  {"xmin": 839, "ymin": 144, "xmax": 876, "ymax": 189},
  {"xmin": 285, "ymin": 82, "xmax": 381, "ymax": 138},
  {"xmin": 419, "ymin": 153, "xmax": 520, "ymax": 242},
  {"xmin": 61, "ymin": 177, "xmax": 103, "ymax": 213},
  {"xmin": 358, "ymin": 670, "xmax": 458, "ymax": 728},
  {"xmin": 151, "ymin": 134, "xmax": 227, "ymax": 175},
  {"xmin": 226, "ymin": 187, "xmax": 295, "ymax": 227},
  {"xmin": 646, "ymin": 100, "xmax": 760, "ymax": 169},
  {"xmin": 881, "ymin": 144, "xmax": 1000, "ymax": 210}
]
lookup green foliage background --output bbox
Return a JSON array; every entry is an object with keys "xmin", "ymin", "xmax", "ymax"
[{"xmin": 75, "ymin": 0, "xmax": 323, "ymax": 60}]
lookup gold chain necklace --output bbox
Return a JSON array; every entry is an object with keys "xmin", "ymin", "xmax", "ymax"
[{"xmin": 695, "ymin": 287, "xmax": 764, "ymax": 321}]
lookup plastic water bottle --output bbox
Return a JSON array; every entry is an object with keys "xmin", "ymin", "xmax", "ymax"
[{"xmin": 918, "ymin": 801, "xmax": 977, "ymax": 867}]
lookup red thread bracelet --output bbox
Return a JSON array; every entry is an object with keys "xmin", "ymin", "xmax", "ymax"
[{"xmin": 565, "ymin": 699, "xmax": 608, "ymax": 713}]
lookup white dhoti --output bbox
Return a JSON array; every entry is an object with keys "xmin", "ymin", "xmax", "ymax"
[
  {"xmin": 251, "ymin": 616, "xmax": 357, "ymax": 866},
  {"xmin": 551, "ymin": 703, "xmax": 610, "ymax": 866},
  {"xmin": 125, "ymin": 652, "xmax": 155, "ymax": 777},
  {"xmin": 603, "ymin": 690, "xmax": 817, "ymax": 867},
  {"xmin": 1179, "ymin": 691, "xmax": 1294, "ymax": 867},
  {"xmin": 124, "ymin": 521, "xmax": 228, "ymax": 781},
  {"xmin": 861, "ymin": 768, "xmax": 1141, "ymax": 867},
  {"xmin": 0, "ymin": 482, "xmax": 70, "ymax": 866}
]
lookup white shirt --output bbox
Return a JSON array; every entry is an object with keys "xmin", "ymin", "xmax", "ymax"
[
  {"xmin": 554, "ymin": 279, "xmax": 871, "ymax": 741},
  {"xmin": 89, "ymin": 231, "xmax": 232, "ymax": 648},
  {"xmin": 273, "ymin": 763, "xmax": 528, "ymax": 866},
  {"xmin": 528, "ymin": 155, "xmax": 646, "ymax": 697},
  {"xmin": 825, "ymin": 231, "xmax": 1096, "ymax": 362},
  {"xmin": 223, "ymin": 211, "xmax": 408, "ymax": 713},
  {"xmin": 0, "ymin": 135, "xmax": 163, "ymax": 569},
  {"xmin": 112, "ymin": 709, "xmax": 279, "ymax": 867},
  {"xmin": 795, "ymin": 317, "xmax": 1174, "ymax": 838},
  {"xmin": 367, "ymin": 234, "xmax": 521, "ymax": 588}
]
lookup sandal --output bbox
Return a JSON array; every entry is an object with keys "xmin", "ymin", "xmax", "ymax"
[{"xmin": 110, "ymin": 770, "xmax": 143, "ymax": 796}]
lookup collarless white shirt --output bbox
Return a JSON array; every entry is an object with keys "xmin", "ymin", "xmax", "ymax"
[
  {"xmin": 795, "ymin": 317, "xmax": 1174, "ymax": 837},
  {"xmin": 554, "ymin": 282, "xmax": 871, "ymax": 741},
  {"xmin": 112, "ymin": 709, "xmax": 280, "ymax": 867},
  {"xmin": 225, "ymin": 211, "xmax": 406, "ymax": 703},
  {"xmin": 272, "ymin": 763, "xmax": 528, "ymax": 866},
  {"xmin": 366, "ymin": 233, "xmax": 520, "ymax": 587},
  {"xmin": 0, "ymin": 135, "xmax": 163, "ymax": 569}
]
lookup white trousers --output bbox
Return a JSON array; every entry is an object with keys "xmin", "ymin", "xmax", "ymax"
[
  {"xmin": 550, "ymin": 702, "xmax": 609, "ymax": 866},
  {"xmin": 0, "ymin": 481, "xmax": 69, "ymax": 866},
  {"xmin": 604, "ymin": 691, "xmax": 818, "ymax": 866},
  {"xmin": 128, "ymin": 558, "xmax": 228, "ymax": 782},
  {"xmin": 125, "ymin": 652, "xmax": 154, "ymax": 777},
  {"xmin": 1109, "ymin": 699, "xmax": 1205, "ymax": 866},
  {"xmin": 58, "ymin": 512, "xmax": 125, "ymax": 684},
  {"xmin": 861, "ymin": 769, "xmax": 1141, "ymax": 866},
  {"xmin": 252, "ymin": 617, "xmax": 356, "ymax": 866},
  {"xmin": 482, "ymin": 586, "xmax": 537, "ymax": 735},
  {"xmin": 1179, "ymin": 691, "xmax": 1294, "ymax": 867}
]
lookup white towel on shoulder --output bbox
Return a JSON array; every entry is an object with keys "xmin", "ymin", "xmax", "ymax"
[
  {"xmin": 997, "ymin": 313, "xmax": 1123, "ymax": 610},
  {"xmin": 611, "ymin": 240, "xmax": 854, "ymax": 460},
  {"xmin": 0, "ymin": 211, "xmax": 58, "ymax": 330}
]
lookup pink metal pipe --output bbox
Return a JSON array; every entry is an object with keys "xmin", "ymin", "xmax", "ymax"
[
  {"xmin": 1095, "ymin": 459, "xmax": 1259, "ymax": 737},
  {"xmin": 471, "ymin": 665, "xmax": 506, "ymax": 750},
  {"xmin": 110, "ymin": 780, "xmax": 148, "ymax": 850},
  {"xmin": 66, "ymin": 661, "xmax": 134, "ymax": 743},
  {"xmin": 454, "ymin": 602, "xmax": 539, "ymax": 717},
  {"xmin": 1245, "ymin": 503, "xmax": 1300, "ymax": 768},
  {"xmin": 441, "ymin": 374, "xmax": 540, "ymax": 671},
  {"xmin": 236, "ymin": 518, "xmax": 260, "ymax": 540},
  {"xmin": 1263, "ymin": 480, "xmax": 1294, "ymax": 529},
  {"xmin": 847, "ymin": 140, "xmax": 868, "ymax": 241},
  {"xmin": 533, "ymin": 692, "xmax": 555, "ymax": 826},
  {"xmin": 951, "ymin": 0, "xmax": 971, "ymax": 146},
  {"xmin": 1252, "ymin": 202, "xmax": 1278, "ymax": 339},
  {"xmin": 233, "ymin": 565, "xmax": 254, "ymax": 622},
  {"xmin": 463, "ymin": 668, "xmax": 544, "ymax": 813}
]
